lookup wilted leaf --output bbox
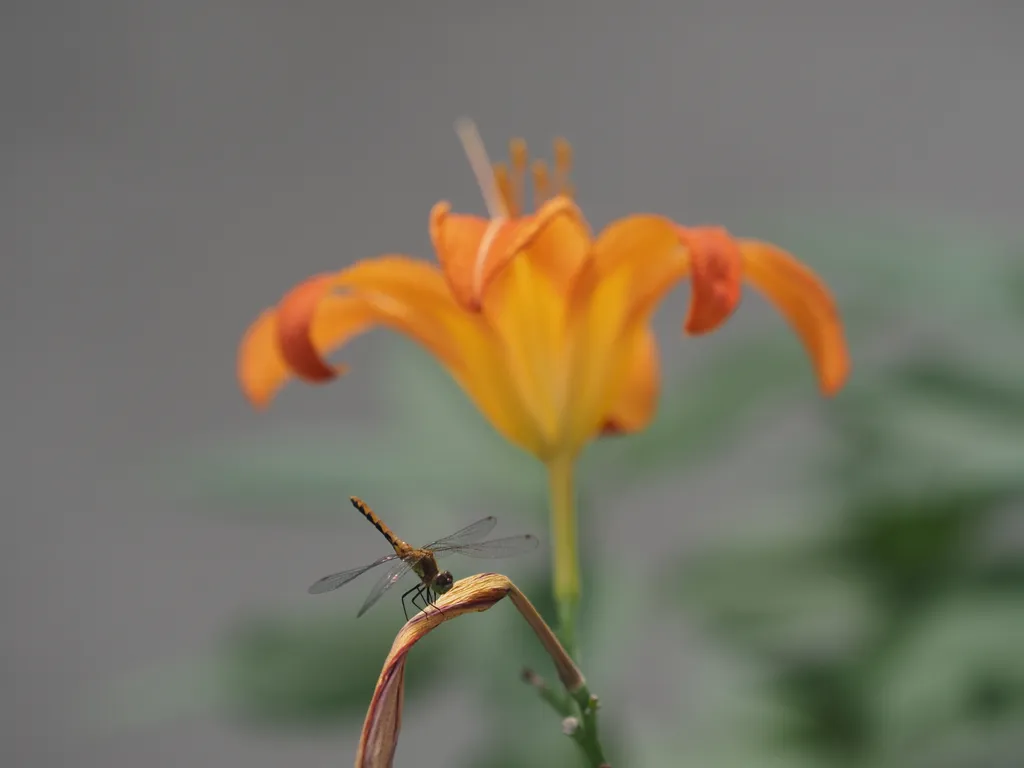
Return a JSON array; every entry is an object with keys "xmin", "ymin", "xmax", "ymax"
[{"xmin": 355, "ymin": 573, "xmax": 583, "ymax": 767}]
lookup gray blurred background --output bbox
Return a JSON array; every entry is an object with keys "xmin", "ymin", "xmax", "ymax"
[{"xmin": 6, "ymin": 2, "xmax": 1024, "ymax": 767}]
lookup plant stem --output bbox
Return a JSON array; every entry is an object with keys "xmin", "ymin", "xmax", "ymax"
[
  {"xmin": 569, "ymin": 684, "xmax": 609, "ymax": 767},
  {"xmin": 511, "ymin": 588, "xmax": 608, "ymax": 766},
  {"xmin": 547, "ymin": 454, "xmax": 581, "ymax": 660},
  {"xmin": 520, "ymin": 668, "xmax": 610, "ymax": 767},
  {"xmin": 521, "ymin": 667, "xmax": 575, "ymax": 718}
]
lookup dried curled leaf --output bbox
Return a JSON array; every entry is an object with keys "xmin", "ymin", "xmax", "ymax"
[{"xmin": 356, "ymin": 572, "xmax": 582, "ymax": 768}]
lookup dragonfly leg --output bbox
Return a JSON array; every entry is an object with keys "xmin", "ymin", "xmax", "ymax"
[
  {"xmin": 400, "ymin": 584, "xmax": 422, "ymax": 621},
  {"xmin": 422, "ymin": 587, "xmax": 447, "ymax": 620},
  {"xmin": 417, "ymin": 585, "xmax": 437, "ymax": 617},
  {"xmin": 411, "ymin": 585, "xmax": 426, "ymax": 616}
]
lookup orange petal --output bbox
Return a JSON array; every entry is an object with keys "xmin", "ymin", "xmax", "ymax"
[
  {"xmin": 512, "ymin": 197, "xmax": 591, "ymax": 295},
  {"xmin": 237, "ymin": 288, "xmax": 372, "ymax": 408},
  {"xmin": 561, "ymin": 215, "xmax": 682, "ymax": 450},
  {"xmin": 577, "ymin": 219, "xmax": 744, "ymax": 337},
  {"xmin": 238, "ymin": 308, "xmax": 287, "ymax": 409},
  {"xmin": 575, "ymin": 215, "xmax": 689, "ymax": 329},
  {"xmin": 600, "ymin": 325, "xmax": 660, "ymax": 436},
  {"xmin": 676, "ymin": 226, "xmax": 744, "ymax": 335},
  {"xmin": 474, "ymin": 201, "xmax": 592, "ymax": 450},
  {"xmin": 238, "ymin": 257, "xmax": 448, "ymax": 408},
  {"xmin": 739, "ymin": 240, "xmax": 851, "ymax": 395},
  {"xmin": 236, "ymin": 257, "xmax": 470, "ymax": 407},
  {"xmin": 236, "ymin": 256, "xmax": 549, "ymax": 454},
  {"xmin": 480, "ymin": 250, "xmax": 568, "ymax": 446},
  {"xmin": 276, "ymin": 275, "xmax": 361, "ymax": 382},
  {"xmin": 428, "ymin": 197, "xmax": 580, "ymax": 310}
]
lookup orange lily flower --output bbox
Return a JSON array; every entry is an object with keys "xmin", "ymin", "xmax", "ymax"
[
  {"xmin": 238, "ymin": 122, "xmax": 848, "ymax": 461},
  {"xmin": 237, "ymin": 120, "xmax": 850, "ymax": 652}
]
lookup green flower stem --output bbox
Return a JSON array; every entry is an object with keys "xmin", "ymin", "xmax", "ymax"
[
  {"xmin": 547, "ymin": 455, "xmax": 581, "ymax": 660},
  {"xmin": 511, "ymin": 586, "xmax": 609, "ymax": 766},
  {"xmin": 567, "ymin": 682, "xmax": 609, "ymax": 767},
  {"xmin": 521, "ymin": 667, "xmax": 575, "ymax": 718},
  {"xmin": 522, "ymin": 668, "xmax": 610, "ymax": 767}
]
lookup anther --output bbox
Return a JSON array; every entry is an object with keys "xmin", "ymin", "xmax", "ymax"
[
  {"xmin": 553, "ymin": 138, "xmax": 573, "ymax": 197},
  {"xmin": 492, "ymin": 162, "xmax": 514, "ymax": 217},
  {"xmin": 508, "ymin": 138, "xmax": 528, "ymax": 215},
  {"xmin": 531, "ymin": 160, "xmax": 550, "ymax": 208}
]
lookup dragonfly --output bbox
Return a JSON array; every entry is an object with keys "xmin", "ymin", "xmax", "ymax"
[{"xmin": 308, "ymin": 496, "xmax": 539, "ymax": 619}]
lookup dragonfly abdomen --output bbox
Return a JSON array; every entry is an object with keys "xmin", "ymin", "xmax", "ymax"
[{"xmin": 350, "ymin": 496, "xmax": 408, "ymax": 552}]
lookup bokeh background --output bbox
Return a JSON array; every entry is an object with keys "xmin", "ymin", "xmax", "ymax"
[{"xmin": 7, "ymin": 2, "xmax": 1024, "ymax": 766}]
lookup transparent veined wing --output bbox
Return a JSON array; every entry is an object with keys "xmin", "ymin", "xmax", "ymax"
[
  {"xmin": 356, "ymin": 557, "xmax": 418, "ymax": 617},
  {"xmin": 433, "ymin": 533, "xmax": 540, "ymax": 559},
  {"xmin": 307, "ymin": 553, "xmax": 402, "ymax": 595},
  {"xmin": 422, "ymin": 516, "xmax": 498, "ymax": 550}
]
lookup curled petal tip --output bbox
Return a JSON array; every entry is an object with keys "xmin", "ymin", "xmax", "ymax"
[
  {"xmin": 818, "ymin": 352, "xmax": 851, "ymax": 397},
  {"xmin": 678, "ymin": 227, "xmax": 744, "ymax": 335},
  {"xmin": 237, "ymin": 308, "xmax": 289, "ymax": 409},
  {"xmin": 245, "ymin": 393, "xmax": 272, "ymax": 411},
  {"xmin": 739, "ymin": 240, "xmax": 851, "ymax": 397},
  {"xmin": 276, "ymin": 274, "xmax": 343, "ymax": 383},
  {"xmin": 428, "ymin": 201, "xmax": 498, "ymax": 311}
]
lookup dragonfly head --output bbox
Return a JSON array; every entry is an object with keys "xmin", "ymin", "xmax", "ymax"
[{"xmin": 434, "ymin": 570, "xmax": 454, "ymax": 594}]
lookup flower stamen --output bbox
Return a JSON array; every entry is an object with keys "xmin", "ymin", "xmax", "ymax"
[
  {"xmin": 552, "ymin": 137, "xmax": 574, "ymax": 199},
  {"xmin": 455, "ymin": 117, "xmax": 507, "ymax": 221},
  {"xmin": 532, "ymin": 159, "xmax": 551, "ymax": 209},
  {"xmin": 493, "ymin": 162, "xmax": 513, "ymax": 216},
  {"xmin": 508, "ymin": 138, "xmax": 528, "ymax": 216}
]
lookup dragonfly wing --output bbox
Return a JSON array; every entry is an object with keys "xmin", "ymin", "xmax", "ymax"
[
  {"xmin": 434, "ymin": 534, "xmax": 540, "ymax": 559},
  {"xmin": 357, "ymin": 557, "xmax": 416, "ymax": 617},
  {"xmin": 307, "ymin": 553, "xmax": 402, "ymax": 595},
  {"xmin": 423, "ymin": 516, "xmax": 498, "ymax": 549}
]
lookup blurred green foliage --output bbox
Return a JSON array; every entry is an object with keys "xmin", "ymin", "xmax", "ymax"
[
  {"xmin": 218, "ymin": 612, "xmax": 446, "ymax": 727},
  {"xmin": 107, "ymin": 218, "xmax": 1023, "ymax": 766},
  {"xmin": 660, "ymin": 219, "xmax": 1024, "ymax": 766},
  {"xmin": 667, "ymin": 372, "xmax": 1024, "ymax": 766}
]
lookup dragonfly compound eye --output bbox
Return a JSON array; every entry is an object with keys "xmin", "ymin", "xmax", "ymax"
[{"xmin": 435, "ymin": 571, "xmax": 454, "ymax": 593}]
